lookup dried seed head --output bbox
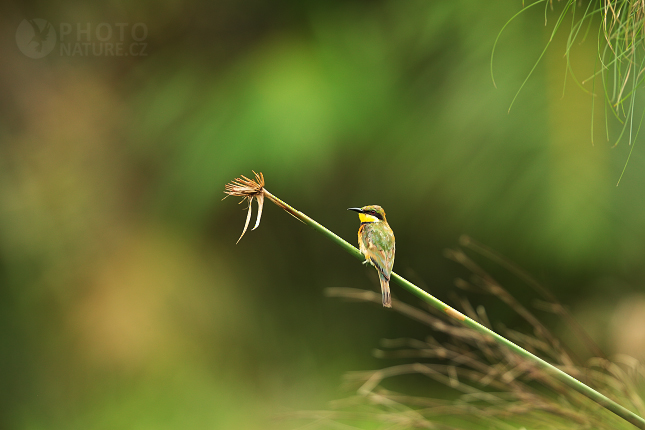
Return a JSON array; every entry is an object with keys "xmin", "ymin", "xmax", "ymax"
[
  {"xmin": 224, "ymin": 171, "xmax": 265, "ymax": 198},
  {"xmin": 223, "ymin": 171, "xmax": 265, "ymax": 243}
]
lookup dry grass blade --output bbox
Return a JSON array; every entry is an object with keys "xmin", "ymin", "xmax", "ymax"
[{"xmin": 317, "ymin": 247, "xmax": 645, "ymax": 430}]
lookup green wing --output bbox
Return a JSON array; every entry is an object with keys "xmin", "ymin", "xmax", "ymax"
[{"xmin": 361, "ymin": 224, "xmax": 395, "ymax": 279}]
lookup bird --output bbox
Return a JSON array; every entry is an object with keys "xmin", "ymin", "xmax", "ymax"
[{"xmin": 348, "ymin": 205, "xmax": 395, "ymax": 307}]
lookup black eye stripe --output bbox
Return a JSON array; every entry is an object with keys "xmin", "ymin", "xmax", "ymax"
[{"xmin": 369, "ymin": 211, "xmax": 383, "ymax": 220}]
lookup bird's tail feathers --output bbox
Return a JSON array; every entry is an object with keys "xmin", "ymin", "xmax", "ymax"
[{"xmin": 378, "ymin": 272, "xmax": 392, "ymax": 308}]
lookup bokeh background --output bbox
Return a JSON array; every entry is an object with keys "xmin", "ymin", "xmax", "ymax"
[{"xmin": 2, "ymin": 1, "xmax": 645, "ymax": 429}]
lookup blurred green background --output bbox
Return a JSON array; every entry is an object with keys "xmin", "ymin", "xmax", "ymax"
[{"xmin": 3, "ymin": 0, "xmax": 645, "ymax": 429}]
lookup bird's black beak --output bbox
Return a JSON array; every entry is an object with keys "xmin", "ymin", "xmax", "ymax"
[{"xmin": 347, "ymin": 207, "xmax": 363, "ymax": 213}]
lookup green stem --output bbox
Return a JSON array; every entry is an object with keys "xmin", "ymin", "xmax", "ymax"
[{"xmin": 262, "ymin": 189, "xmax": 645, "ymax": 429}]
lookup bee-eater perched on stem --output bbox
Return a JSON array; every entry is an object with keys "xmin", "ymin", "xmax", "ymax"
[{"xmin": 348, "ymin": 205, "xmax": 395, "ymax": 307}]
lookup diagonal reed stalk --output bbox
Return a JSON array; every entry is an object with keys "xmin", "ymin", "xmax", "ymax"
[{"xmin": 224, "ymin": 171, "xmax": 645, "ymax": 429}]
